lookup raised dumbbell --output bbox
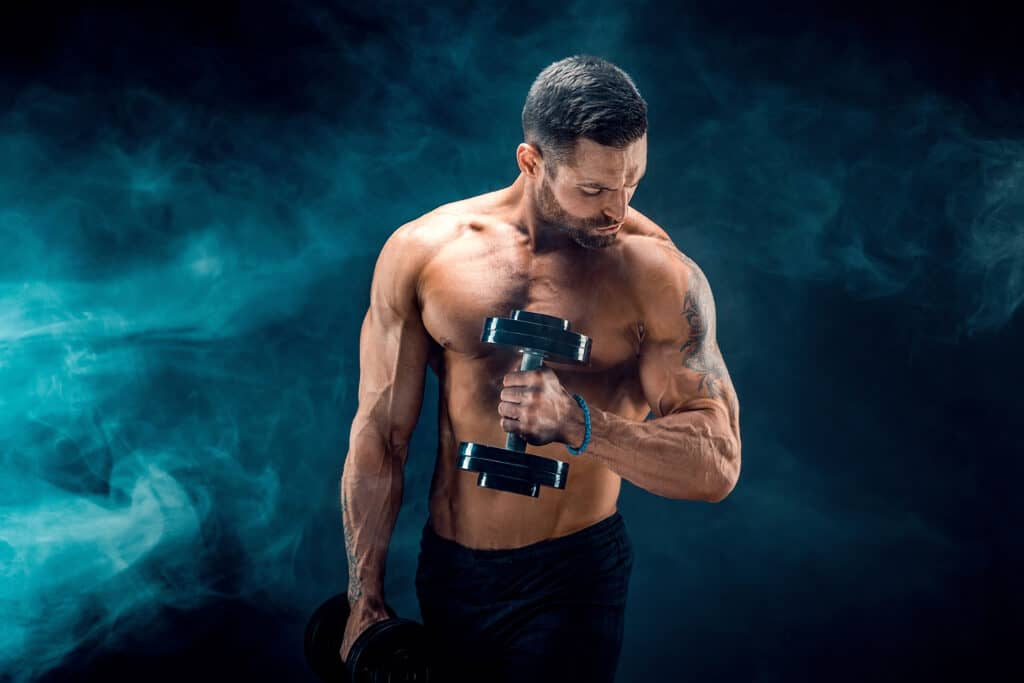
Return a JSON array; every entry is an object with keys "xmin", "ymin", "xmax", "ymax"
[
  {"xmin": 457, "ymin": 310, "xmax": 592, "ymax": 498},
  {"xmin": 304, "ymin": 593, "xmax": 436, "ymax": 682}
]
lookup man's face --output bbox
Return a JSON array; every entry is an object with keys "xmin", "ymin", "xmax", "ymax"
[{"xmin": 534, "ymin": 133, "xmax": 647, "ymax": 249}]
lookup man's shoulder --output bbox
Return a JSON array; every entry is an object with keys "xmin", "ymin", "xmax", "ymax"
[
  {"xmin": 388, "ymin": 207, "xmax": 465, "ymax": 249},
  {"xmin": 387, "ymin": 192, "xmax": 503, "ymax": 254},
  {"xmin": 619, "ymin": 212, "xmax": 718, "ymax": 343},
  {"xmin": 375, "ymin": 195, "xmax": 504, "ymax": 300},
  {"xmin": 620, "ymin": 209, "xmax": 702, "ymax": 292}
]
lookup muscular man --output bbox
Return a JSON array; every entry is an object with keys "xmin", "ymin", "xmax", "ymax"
[{"xmin": 339, "ymin": 55, "xmax": 742, "ymax": 682}]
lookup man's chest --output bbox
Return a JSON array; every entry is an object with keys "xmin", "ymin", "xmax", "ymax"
[{"xmin": 418, "ymin": 247, "xmax": 642, "ymax": 373}]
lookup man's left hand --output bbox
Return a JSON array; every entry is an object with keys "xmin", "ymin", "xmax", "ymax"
[{"xmin": 498, "ymin": 366, "xmax": 580, "ymax": 446}]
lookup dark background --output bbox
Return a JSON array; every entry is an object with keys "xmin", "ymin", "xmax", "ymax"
[{"xmin": 1, "ymin": 1, "xmax": 1021, "ymax": 681}]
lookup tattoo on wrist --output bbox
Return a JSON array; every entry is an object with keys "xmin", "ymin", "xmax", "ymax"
[{"xmin": 340, "ymin": 491, "xmax": 363, "ymax": 600}]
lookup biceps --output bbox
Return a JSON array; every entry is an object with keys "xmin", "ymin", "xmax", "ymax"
[
  {"xmin": 639, "ymin": 338, "xmax": 738, "ymax": 419},
  {"xmin": 355, "ymin": 302, "xmax": 431, "ymax": 446}
]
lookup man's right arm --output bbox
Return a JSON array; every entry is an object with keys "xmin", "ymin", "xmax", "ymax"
[{"xmin": 340, "ymin": 224, "xmax": 431, "ymax": 651}]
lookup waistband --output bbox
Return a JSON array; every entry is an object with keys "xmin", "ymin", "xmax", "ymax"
[{"xmin": 420, "ymin": 511, "xmax": 626, "ymax": 565}]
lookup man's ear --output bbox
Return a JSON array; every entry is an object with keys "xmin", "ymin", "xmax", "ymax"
[{"xmin": 516, "ymin": 143, "xmax": 543, "ymax": 178}]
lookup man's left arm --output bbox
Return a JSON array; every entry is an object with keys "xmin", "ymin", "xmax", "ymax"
[
  {"xmin": 498, "ymin": 253, "xmax": 741, "ymax": 501},
  {"xmin": 561, "ymin": 256, "xmax": 741, "ymax": 501}
]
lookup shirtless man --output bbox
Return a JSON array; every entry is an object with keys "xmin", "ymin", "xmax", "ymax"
[{"xmin": 339, "ymin": 55, "xmax": 742, "ymax": 682}]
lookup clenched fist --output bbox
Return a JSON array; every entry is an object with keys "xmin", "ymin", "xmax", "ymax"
[
  {"xmin": 498, "ymin": 366, "xmax": 581, "ymax": 446},
  {"xmin": 339, "ymin": 600, "xmax": 390, "ymax": 664}
]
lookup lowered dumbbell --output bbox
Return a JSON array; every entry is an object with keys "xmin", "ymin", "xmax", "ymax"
[
  {"xmin": 304, "ymin": 593, "xmax": 436, "ymax": 682},
  {"xmin": 457, "ymin": 310, "xmax": 592, "ymax": 498}
]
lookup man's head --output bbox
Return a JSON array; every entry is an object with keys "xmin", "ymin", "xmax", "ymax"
[{"xmin": 519, "ymin": 55, "xmax": 648, "ymax": 249}]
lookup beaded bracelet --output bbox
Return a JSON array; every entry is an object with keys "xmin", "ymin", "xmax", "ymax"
[{"xmin": 566, "ymin": 393, "xmax": 591, "ymax": 455}]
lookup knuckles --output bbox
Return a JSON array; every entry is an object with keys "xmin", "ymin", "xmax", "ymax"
[
  {"xmin": 502, "ymin": 368, "xmax": 558, "ymax": 387},
  {"xmin": 496, "ymin": 367, "xmax": 565, "ymax": 442}
]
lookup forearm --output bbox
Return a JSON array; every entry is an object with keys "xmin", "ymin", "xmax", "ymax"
[
  {"xmin": 565, "ymin": 402, "xmax": 740, "ymax": 501},
  {"xmin": 339, "ymin": 428, "xmax": 406, "ymax": 609}
]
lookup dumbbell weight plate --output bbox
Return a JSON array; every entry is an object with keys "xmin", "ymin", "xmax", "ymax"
[
  {"xmin": 477, "ymin": 472, "xmax": 541, "ymax": 497},
  {"xmin": 481, "ymin": 312, "xmax": 592, "ymax": 365},
  {"xmin": 304, "ymin": 593, "xmax": 431, "ymax": 683},
  {"xmin": 347, "ymin": 618, "xmax": 435, "ymax": 682},
  {"xmin": 458, "ymin": 443, "xmax": 568, "ymax": 489},
  {"xmin": 304, "ymin": 593, "xmax": 353, "ymax": 681}
]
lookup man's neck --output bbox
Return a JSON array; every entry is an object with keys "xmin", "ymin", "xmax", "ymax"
[{"xmin": 504, "ymin": 174, "xmax": 580, "ymax": 254}]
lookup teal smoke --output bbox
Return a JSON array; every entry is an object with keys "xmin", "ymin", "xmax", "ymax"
[{"xmin": 0, "ymin": 2, "xmax": 1020, "ymax": 680}]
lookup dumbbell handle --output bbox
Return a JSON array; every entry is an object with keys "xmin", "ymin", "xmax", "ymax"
[{"xmin": 505, "ymin": 350, "xmax": 545, "ymax": 451}]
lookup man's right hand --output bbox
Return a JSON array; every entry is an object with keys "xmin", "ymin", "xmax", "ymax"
[{"xmin": 339, "ymin": 599, "xmax": 392, "ymax": 664}]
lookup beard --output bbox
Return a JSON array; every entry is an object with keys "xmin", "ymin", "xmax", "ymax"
[{"xmin": 535, "ymin": 176, "xmax": 618, "ymax": 249}]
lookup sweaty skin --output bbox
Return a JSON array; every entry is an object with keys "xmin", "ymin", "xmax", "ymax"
[{"xmin": 338, "ymin": 134, "xmax": 742, "ymax": 661}]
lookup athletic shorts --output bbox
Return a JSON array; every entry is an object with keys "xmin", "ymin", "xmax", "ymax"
[{"xmin": 414, "ymin": 511, "xmax": 634, "ymax": 683}]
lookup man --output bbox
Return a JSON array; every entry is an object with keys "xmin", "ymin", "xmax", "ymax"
[{"xmin": 339, "ymin": 55, "xmax": 742, "ymax": 682}]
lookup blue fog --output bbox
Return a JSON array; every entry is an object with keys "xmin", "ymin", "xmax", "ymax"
[{"xmin": 0, "ymin": 1, "xmax": 1020, "ymax": 681}]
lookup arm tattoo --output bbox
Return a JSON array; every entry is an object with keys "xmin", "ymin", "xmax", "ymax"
[
  {"xmin": 679, "ymin": 264, "xmax": 729, "ymax": 401},
  {"xmin": 340, "ymin": 490, "xmax": 363, "ymax": 600}
]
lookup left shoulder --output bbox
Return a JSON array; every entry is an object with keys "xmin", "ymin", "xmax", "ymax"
[{"xmin": 618, "ymin": 210, "xmax": 713, "ymax": 326}]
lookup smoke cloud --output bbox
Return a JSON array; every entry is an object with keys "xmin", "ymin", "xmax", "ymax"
[{"xmin": 1, "ymin": 1, "xmax": 1019, "ymax": 680}]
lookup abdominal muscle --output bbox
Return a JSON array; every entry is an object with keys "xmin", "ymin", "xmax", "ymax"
[
  {"xmin": 426, "ymin": 438, "xmax": 623, "ymax": 550},
  {"xmin": 423, "ymin": 356, "xmax": 637, "ymax": 550}
]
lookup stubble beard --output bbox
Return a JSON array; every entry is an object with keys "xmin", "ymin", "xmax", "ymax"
[{"xmin": 535, "ymin": 176, "xmax": 617, "ymax": 250}]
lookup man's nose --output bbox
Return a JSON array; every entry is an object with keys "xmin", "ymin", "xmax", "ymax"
[{"xmin": 604, "ymin": 190, "xmax": 628, "ymax": 223}]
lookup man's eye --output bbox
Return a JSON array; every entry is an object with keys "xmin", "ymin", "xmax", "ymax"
[{"xmin": 580, "ymin": 189, "xmax": 602, "ymax": 197}]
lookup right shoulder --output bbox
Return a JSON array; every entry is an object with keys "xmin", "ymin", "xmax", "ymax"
[
  {"xmin": 381, "ymin": 206, "xmax": 469, "ymax": 258},
  {"xmin": 380, "ymin": 182, "xmax": 511, "ymax": 265},
  {"xmin": 372, "ymin": 207, "xmax": 479, "ymax": 309}
]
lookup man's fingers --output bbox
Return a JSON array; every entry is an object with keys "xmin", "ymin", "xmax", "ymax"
[
  {"xmin": 499, "ymin": 386, "xmax": 533, "ymax": 402},
  {"xmin": 501, "ymin": 372, "xmax": 525, "ymax": 387},
  {"xmin": 497, "ymin": 401, "xmax": 521, "ymax": 419},
  {"xmin": 502, "ymin": 369, "xmax": 544, "ymax": 387}
]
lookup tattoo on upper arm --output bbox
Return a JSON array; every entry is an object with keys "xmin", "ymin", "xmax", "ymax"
[{"xmin": 679, "ymin": 266, "xmax": 729, "ymax": 401}]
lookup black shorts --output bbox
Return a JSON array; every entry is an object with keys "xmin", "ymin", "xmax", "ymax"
[{"xmin": 414, "ymin": 512, "xmax": 634, "ymax": 683}]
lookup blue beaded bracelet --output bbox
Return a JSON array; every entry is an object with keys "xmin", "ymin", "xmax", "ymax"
[{"xmin": 566, "ymin": 393, "xmax": 591, "ymax": 455}]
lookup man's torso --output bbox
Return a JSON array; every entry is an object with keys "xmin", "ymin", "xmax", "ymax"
[{"xmin": 411, "ymin": 188, "xmax": 674, "ymax": 548}]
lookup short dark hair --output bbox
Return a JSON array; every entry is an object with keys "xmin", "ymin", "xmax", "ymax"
[{"xmin": 521, "ymin": 55, "xmax": 648, "ymax": 174}]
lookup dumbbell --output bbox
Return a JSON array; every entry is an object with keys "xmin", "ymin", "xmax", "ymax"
[
  {"xmin": 304, "ymin": 593, "xmax": 435, "ymax": 682},
  {"xmin": 457, "ymin": 310, "xmax": 592, "ymax": 498}
]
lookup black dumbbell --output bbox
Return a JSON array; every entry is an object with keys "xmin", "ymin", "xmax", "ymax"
[
  {"xmin": 457, "ymin": 310, "xmax": 592, "ymax": 498},
  {"xmin": 304, "ymin": 593, "xmax": 435, "ymax": 682}
]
